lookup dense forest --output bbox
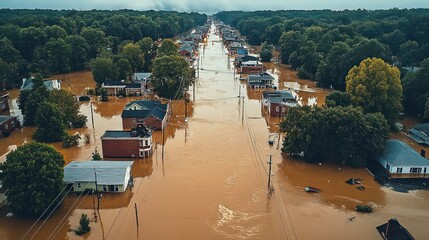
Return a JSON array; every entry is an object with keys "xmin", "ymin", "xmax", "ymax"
[
  {"xmin": 215, "ymin": 9, "xmax": 429, "ymax": 118},
  {"xmin": 0, "ymin": 9, "xmax": 207, "ymax": 88}
]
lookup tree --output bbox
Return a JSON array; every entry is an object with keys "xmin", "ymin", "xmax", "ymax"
[
  {"xmin": 325, "ymin": 91, "xmax": 351, "ymax": 107},
  {"xmin": 402, "ymin": 58, "xmax": 429, "ymax": 116},
  {"xmin": 49, "ymin": 89, "xmax": 87, "ymax": 128},
  {"xmin": 281, "ymin": 106, "xmax": 389, "ymax": 167},
  {"xmin": 19, "ymin": 83, "xmax": 49, "ymax": 126},
  {"xmin": 0, "ymin": 142, "xmax": 64, "ymax": 217},
  {"xmin": 74, "ymin": 213, "xmax": 91, "ymax": 235},
  {"xmin": 91, "ymin": 149, "xmax": 102, "ymax": 161},
  {"xmin": 156, "ymin": 39, "xmax": 178, "ymax": 57},
  {"xmin": 278, "ymin": 31, "xmax": 303, "ymax": 64},
  {"xmin": 33, "ymin": 102, "xmax": 66, "ymax": 142},
  {"xmin": 90, "ymin": 57, "xmax": 117, "ymax": 86},
  {"xmin": 65, "ymin": 35, "xmax": 89, "ymax": 70},
  {"xmin": 116, "ymin": 58, "xmax": 132, "ymax": 81},
  {"xmin": 151, "ymin": 55, "xmax": 192, "ymax": 99},
  {"xmin": 80, "ymin": 27, "xmax": 106, "ymax": 59},
  {"xmin": 137, "ymin": 37, "xmax": 157, "ymax": 71},
  {"xmin": 45, "ymin": 38, "xmax": 72, "ymax": 73},
  {"xmin": 399, "ymin": 40, "xmax": 419, "ymax": 66},
  {"xmin": 260, "ymin": 42, "xmax": 272, "ymax": 62},
  {"xmin": 346, "ymin": 58, "xmax": 403, "ymax": 126},
  {"xmin": 424, "ymin": 97, "xmax": 429, "ymax": 121},
  {"xmin": 121, "ymin": 42, "xmax": 144, "ymax": 72}
]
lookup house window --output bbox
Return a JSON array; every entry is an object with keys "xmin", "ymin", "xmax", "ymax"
[
  {"xmin": 145, "ymin": 140, "xmax": 149, "ymax": 146},
  {"xmin": 396, "ymin": 167, "xmax": 403, "ymax": 173},
  {"xmin": 4, "ymin": 124, "xmax": 8, "ymax": 130},
  {"xmin": 77, "ymin": 183, "xmax": 82, "ymax": 188},
  {"xmin": 276, "ymin": 106, "xmax": 279, "ymax": 112},
  {"xmin": 115, "ymin": 185, "xmax": 119, "ymax": 192},
  {"xmin": 133, "ymin": 118, "xmax": 136, "ymax": 124},
  {"xmin": 410, "ymin": 167, "xmax": 422, "ymax": 173},
  {"xmin": 140, "ymin": 140, "xmax": 144, "ymax": 146},
  {"xmin": 282, "ymin": 107, "xmax": 286, "ymax": 113},
  {"xmin": 11, "ymin": 121, "xmax": 14, "ymax": 127}
]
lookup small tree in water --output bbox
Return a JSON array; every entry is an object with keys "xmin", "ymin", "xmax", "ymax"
[
  {"xmin": 74, "ymin": 213, "xmax": 91, "ymax": 235},
  {"xmin": 91, "ymin": 149, "xmax": 102, "ymax": 161}
]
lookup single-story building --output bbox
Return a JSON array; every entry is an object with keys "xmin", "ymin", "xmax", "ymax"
[
  {"xmin": 102, "ymin": 81, "xmax": 143, "ymax": 96},
  {"xmin": 247, "ymin": 72, "xmax": 275, "ymax": 89},
  {"xmin": 407, "ymin": 123, "xmax": 429, "ymax": 146},
  {"xmin": 133, "ymin": 73, "xmax": 152, "ymax": 84},
  {"xmin": 122, "ymin": 100, "xmax": 169, "ymax": 130},
  {"xmin": 20, "ymin": 77, "xmax": 61, "ymax": 91},
  {"xmin": 262, "ymin": 90, "xmax": 299, "ymax": 117},
  {"xmin": 377, "ymin": 139, "xmax": 429, "ymax": 178},
  {"xmin": 63, "ymin": 161, "xmax": 134, "ymax": 193},
  {"xmin": 0, "ymin": 91, "xmax": 9, "ymax": 114},
  {"xmin": 0, "ymin": 115, "xmax": 20, "ymax": 137},
  {"xmin": 101, "ymin": 124, "xmax": 153, "ymax": 158}
]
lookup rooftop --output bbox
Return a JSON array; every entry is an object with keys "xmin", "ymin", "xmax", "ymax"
[
  {"xmin": 378, "ymin": 139, "xmax": 429, "ymax": 167},
  {"xmin": 63, "ymin": 161, "xmax": 134, "ymax": 185},
  {"xmin": 0, "ymin": 115, "xmax": 16, "ymax": 124}
]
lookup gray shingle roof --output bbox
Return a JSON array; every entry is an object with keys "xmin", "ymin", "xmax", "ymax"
[
  {"xmin": 0, "ymin": 115, "xmax": 16, "ymax": 124},
  {"xmin": 122, "ymin": 100, "xmax": 167, "ymax": 120},
  {"xmin": 378, "ymin": 139, "xmax": 429, "ymax": 167},
  {"xmin": 63, "ymin": 161, "xmax": 134, "ymax": 185}
]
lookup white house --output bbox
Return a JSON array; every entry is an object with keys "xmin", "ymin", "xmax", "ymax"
[
  {"xmin": 63, "ymin": 161, "xmax": 134, "ymax": 193},
  {"xmin": 377, "ymin": 139, "xmax": 429, "ymax": 178},
  {"xmin": 20, "ymin": 77, "xmax": 61, "ymax": 91}
]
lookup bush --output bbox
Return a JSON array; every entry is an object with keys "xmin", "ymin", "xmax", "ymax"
[
  {"xmin": 62, "ymin": 134, "xmax": 81, "ymax": 148},
  {"xmin": 72, "ymin": 114, "xmax": 87, "ymax": 128},
  {"xmin": 356, "ymin": 205, "xmax": 373, "ymax": 213},
  {"xmin": 74, "ymin": 213, "xmax": 91, "ymax": 235}
]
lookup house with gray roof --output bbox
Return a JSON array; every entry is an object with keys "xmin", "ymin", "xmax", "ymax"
[
  {"xmin": 20, "ymin": 77, "xmax": 61, "ymax": 91},
  {"xmin": 247, "ymin": 72, "xmax": 275, "ymax": 89},
  {"xmin": 63, "ymin": 161, "xmax": 134, "ymax": 193},
  {"xmin": 407, "ymin": 123, "xmax": 429, "ymax": 146},
  {"xmin": 102, "ymin": 80, "xmax": 143, "ymax": 96},
  {"xmin": 262, "ymin": 90, "xmax": 299, "ymax": 117},
  {"xmin": 377, "ymin": 139, "xmax": 429, "ymax": 178},
  {"xmin": 122, "ymin": 100, "xmax": 169, "ymax": 130}
]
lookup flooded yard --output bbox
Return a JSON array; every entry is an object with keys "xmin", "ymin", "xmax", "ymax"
[{"xmin": 0, "ymin": 24, "xmax": 428, "ymax": 240}]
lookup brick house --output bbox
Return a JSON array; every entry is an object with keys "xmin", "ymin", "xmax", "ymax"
[
  {"xmin": 240, "ymin": 60, "xmax": 265, "ymax": 74},
  {"xmin": 122, "ymin": 100, "xmax": 169, "ymax": 130},
  {"xmin": 0, "ymin": 115, "xmax": 20, "ymax": 137},
  {"xmin": 0, "ymin": 92, "xmax": 9, "ymax": 114},
  {"xmin": 262, "ymin": 90, "xmax": 299, "ymax": 117},
  {"xmin": 101, "ymin": 124, "xmax": 153, "ymax": 158}
]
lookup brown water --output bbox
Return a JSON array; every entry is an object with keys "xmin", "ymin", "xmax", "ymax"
[{"xmin": 1, "ymin": 24, "xmax": 429, "ymax": 240}]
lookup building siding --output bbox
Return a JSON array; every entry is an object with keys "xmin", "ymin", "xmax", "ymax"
[
  {"xmin": 0, "ymin": 117, "xmax": 19, "ymax": 137},
  {"xmin": 102, "ymin": 139, "xmax": 140, "ymax": 158}
]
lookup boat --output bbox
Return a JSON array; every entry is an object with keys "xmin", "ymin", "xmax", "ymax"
[{"xmin": 304, "ymin": 186, "xmax": 321, "ymax": 193}]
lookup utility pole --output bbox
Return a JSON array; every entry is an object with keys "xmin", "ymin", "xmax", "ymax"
[
  {"xmin": 134, "ymin": 203, "xmax": 139, "ymax": 227},
  {"xmin": 162, "ymin": 124, "xmax": 165, "ymax": 161},
  {"xmin": 241, "ymin": 97, "xmax": 245, "ymax": 124},
  {"xmin": 238, "ymin": 85, "xmax": 241, "ymax": 98},
  {"xmin": 94, "ymin": 169, "xmax": 100, "ymax": 210},
  {"xmin": 90, "ymin": 101, "xmax": 95, "ymax": 129},
  {"xmin": 268, "ymin": 155, "xmax": 273, "ymax": 189}
]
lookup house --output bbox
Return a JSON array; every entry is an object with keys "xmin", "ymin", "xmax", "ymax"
[
  {"xmin": 240, "ymin": 60, "xmax": 264, "ymax": 74},
  {"xmin": 20, "ymin": 77, "xmax": 61, "ymax": 91},
  {"xmin": 262, "ymin": 90, "xmax": 299, "ymax": 117},
  {"xmin": 63, "ymin": 161, "xmax": 134, "ymax": 193},
  {"xmin": 122, "ymin": 100, "xmax": 169, "ymax": 130},
  {"xmin": 0, "ymin": 115, "xmax": 20, "ymax": 137},
  {"xmin": 377, "ymin": 139, "xmax": 429, "ymax": 178},
  {"xmin": 376, "ymin": 218, "xmax": 415, "ymax": 240},
  {"xmin": 178, "ymin": 45, "xmax": 193, "ymax": 58},
  {"xmin": 229, "ymin": 42, "xmax": 244, "ymax": 55},
  {"xmin": 247, "ymin": 72, "xmax": 275, "ymax": 89},
  {"xmin": 133, "ymin": 73, "xmax": 152, "ymax": 90},
  {"xmin": 235, "ymin": 54, "xmax": 260, "ymax": 68},
  {"xmin": 101, "ymin": 81, "xmax": 143, "ymax": 96},
  {"xmin": 407, "ymin": 123, "xmax": 429, "ymax": 146},
  {"xmin": 237, "ymin": 48, "xmax": 249, "ymax": 57},
  {"xmin": 0, "ymin": 91, "xmax": 9, "ymax": 114},
  {"xmin": 101, "ymin": 124, "xmax": 153, "ymax": 158}
]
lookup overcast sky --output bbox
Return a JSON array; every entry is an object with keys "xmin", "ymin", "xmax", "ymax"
[{"xmin": 1, "ymin": 0, "xmax": 429, "ymax": 13}]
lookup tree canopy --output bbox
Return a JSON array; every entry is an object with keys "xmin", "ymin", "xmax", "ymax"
[
  {"xmin": 280, "ymin": 106, "xmax": 389, "ymax": 167},
  {"xmin": 402, "ymin": 58, "xmax": 429, "ymax": 117},
  {"xmin": 0, "ymin": 142, "xmax": 65, "ymax": 218},
  {"xmin": 346, "ymin": 58, "xmax": 402, "ymax": 126},
  {"xmin": 33, "ymin": 101, "xmax": 66, "ymax": 142}
]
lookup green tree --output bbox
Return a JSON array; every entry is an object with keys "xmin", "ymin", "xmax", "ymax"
[
  {"xmin": 19, "ymin": 83, "xmax": 49, "ymax": 126},
  {"xmin": 33, "ymin": 102, "xmax": 66, "ymax": 142},
  {"xmin": 80, "ymin": 27, "xmax": 106, "ymax": 59},
  {"xmin": 45, "ymin": 38, "xmax": 72, "ymax": 73},
  {"xmin": 116, "ymin": 58, "xmax": 132, "ymax": 81},
  {"xmin": 402, "ymin": 58, "xmax": 429, "ymax": 116},
  {"xmin": 325, "ymin": 91, "xmax": 351, "ymax": 107},
  {"xmin": 65, "ymin": 35, "xmax": 89, "ymax": 70},
  {"xmin": 44, "ymin": 25, "xmax": 67, "ymax": 40},
  {"xmin": 74, "ymin": 213, "xmax": 91, "ymax": 235},
  {"xmin": 137, "ymin": 37, "xmax": 157, "ymax": 71},
  {"xmin": 157, "ymin": 39, "xmax": 178, "ymax": 57},
  {"xmin": 90, "ymin": 57, "xmax": 117, "ymax": 86},
  {"xmin": 424, "ymin": 97, "xmax": 429, "ymax": 121},
  {"xmin": 121, "ymin": 42, "xmax": 144, "ymax": 72},
  {"xmin": 279, "ymin": 31, "xmax": 303, "ymax": 64},
  {"xmin": 0, "ymin": 142, "xmax": 64, "ymax": 217},
  {"xmin": 281, "ymin": 106, "xmax": 389, "ymax": 167},
  {"xmin": 91, "ymin": 149, "xmax": 102, "ymax": 161},
  {"xmin": 151, "ymin": 55, "xmax": 192, "ymax": 99},
  {"xmin": 260, "ymin": 42, "xmax": 272, "ymax": 62},
  {"xmin": 399, "ymin": 40, "xmax": 419, "ymax": 66},
  {"xmin": 346, "ymin": 58, "xmax": 403, "ymax": 126},
  {"xmin": 49, "ymin": 89, "xmax": 87, "ymax": 128}
]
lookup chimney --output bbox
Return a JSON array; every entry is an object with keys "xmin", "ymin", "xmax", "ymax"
[{"xmin": 421, "ymin": 149, "xmax": 426, "ymax": 158}]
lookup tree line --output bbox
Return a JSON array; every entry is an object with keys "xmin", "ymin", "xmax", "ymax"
[
  {"xmin": 0, "ymin": 9, "xmax": 207, "ymax": 88},
  {"xmin": 215, "ymin": 9, "xmax": 429, "ymax": 120}
]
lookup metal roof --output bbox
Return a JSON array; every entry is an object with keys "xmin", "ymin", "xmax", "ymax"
[
  {"xmin": 378, "ymin": 139, "xmax": 429, "ymax": 167},
  {"xmin": 0, "ymin": 115, "xmax": 16, "ymax": 124},
  {"xmin": 63, "ymin": 161, "xmax": 134, "ymax": 185}
]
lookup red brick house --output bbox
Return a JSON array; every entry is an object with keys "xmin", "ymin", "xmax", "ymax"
[
  {"xmin": 0, "ymin": 115, "xmax": 20, "ymax": 137},
  {"xmin": 240, "ymin": 60, "xmax": 265, "ymax": 74},
  {"xmin": 262, "ymin": 90, "xmax": 299, "ymax": 117},
  {"xmin": 0, "ymin": 92, "xmax": 9, "ymax": 114},
  {"xmin": 122, "ymin": 100, "xmax": 169, "ymax": 130},
  {"xmin": 101, "ymin": 125, "xmax": 153, "ymax": 158}
]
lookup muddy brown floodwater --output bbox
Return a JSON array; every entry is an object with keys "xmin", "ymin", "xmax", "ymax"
[{"xmin": 1, "ymin": 24, "xmax": 429, "ymax": 240}]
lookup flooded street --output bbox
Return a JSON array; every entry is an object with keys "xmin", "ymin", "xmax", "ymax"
[{"xmin": 1, "ymin": 24, "xmax": 429, "ymax": 240}]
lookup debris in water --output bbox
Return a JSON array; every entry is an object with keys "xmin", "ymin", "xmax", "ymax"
[
  {"xmin": 357, "ymin": 186, "xmax": 365, "ymax": 191},
  {"xmin": 304, "ymin": 186, "xmax": 321, "ymax": 193}
]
